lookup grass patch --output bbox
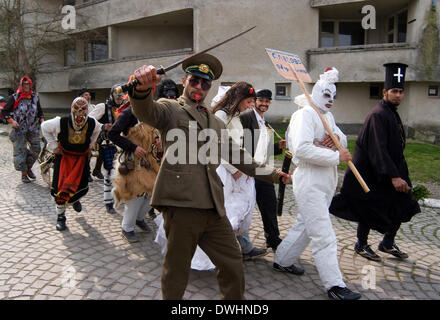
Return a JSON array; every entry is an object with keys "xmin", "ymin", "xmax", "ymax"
[
  {"xmin": 273, "ymin": 130, "xmax": 440, "ymax": 184},
  {"xmin": 339, "ymin": 140, "xmax": 440, "ymax": 183}
]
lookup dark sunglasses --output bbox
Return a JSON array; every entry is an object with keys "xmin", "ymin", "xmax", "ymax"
[{"xmin": 188, "ymin": 77, "xmax": 212, "ymax": 91}]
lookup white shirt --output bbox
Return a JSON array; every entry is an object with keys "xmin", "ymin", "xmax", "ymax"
[
  {"xmin": 253, "ymin": 109, "xmax": 269, "ymax": 164},
  {"xmin": 214, "ymin": 110, "xmax": 243, "ymax": 175},
  {"xmin": 41, "ymin": 116, "xmax": 102, "ymax": 153}
]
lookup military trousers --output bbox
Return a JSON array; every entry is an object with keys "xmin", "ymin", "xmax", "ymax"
[{"xmin": 161, "ymin": 207, "xmax": 245, "ymax": 300}]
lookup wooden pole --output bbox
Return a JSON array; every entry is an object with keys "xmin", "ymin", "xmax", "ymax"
[
  {"xmin": 290, "ymin": 67, "xmax": 370, "ymax": 193},
  {"xmin": 266, "ymin": 122, "xmax": 283, "ymax": 140}
]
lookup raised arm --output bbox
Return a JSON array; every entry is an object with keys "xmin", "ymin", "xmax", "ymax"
[{"xmin": 128, "ymin": 65, "xmax": 175, "ymax": 131}]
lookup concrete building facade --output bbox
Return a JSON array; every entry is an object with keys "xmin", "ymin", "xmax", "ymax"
[{"xmin": 1, "ymin": 0, "xmax": 439, "ymax": 143}]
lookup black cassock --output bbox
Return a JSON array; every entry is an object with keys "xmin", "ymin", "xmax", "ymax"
[{"xmin": 329, "ymin": 100, "xmax": 420, "ymax": 234}]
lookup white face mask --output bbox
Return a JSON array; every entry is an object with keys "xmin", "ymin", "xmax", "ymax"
[{"xmin": 311, "ymin": 82, "xmax": 337, "ymax": 112}]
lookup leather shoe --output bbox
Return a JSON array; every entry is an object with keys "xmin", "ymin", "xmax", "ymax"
[
  {"xmin": 72, "ymin": 201, "xmax": 82, "ymax": 212},
  {"xmin": 378, "ymin": 242, "xmax": 408, "ymax": 259},
  {"xmin": 267, "ymin": 237, "xmax": 283, "ymax": 252}
]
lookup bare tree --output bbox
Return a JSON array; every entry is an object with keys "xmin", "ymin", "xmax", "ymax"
[{"xmin": 0, "ymin": 0, "xmax": 102, "ymax": 90}]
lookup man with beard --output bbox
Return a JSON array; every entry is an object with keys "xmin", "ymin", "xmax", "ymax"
[
  {"xmin": 128, "ymin": 53, "xmax": 291, "ymax": 300},
  {"xmin": 41, "ymin": 97, "xmax": 101, "ymax": 231},
  {"xmin": 330, "ymin": 63, "xmax": 421, "ymax": 261},
  {"xmin": 89, "ymin": 85, "xmax": 125, "ymax": 214},
  {"xmin": 240, "ymin": 89, "xmax": 286, "ymax": 251}
]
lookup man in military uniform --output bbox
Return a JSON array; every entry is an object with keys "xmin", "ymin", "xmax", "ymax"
[{"xmin": 129, "ymin": 53, "xmax": 290, "ymax": 300}]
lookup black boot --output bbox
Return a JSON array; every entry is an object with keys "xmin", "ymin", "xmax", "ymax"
[{"xmin": 56, "ymin": 214, "xmax": 67, "ymax": 231}]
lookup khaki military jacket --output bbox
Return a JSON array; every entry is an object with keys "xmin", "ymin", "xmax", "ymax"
[{"xmin": 130, "ymin": 89, "xmax": 279, "ymax": 217}]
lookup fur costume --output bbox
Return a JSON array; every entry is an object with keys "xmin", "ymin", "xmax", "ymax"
[{"xmin": 112, "ymin": 123, "xmax": 160, "ymax": 206}]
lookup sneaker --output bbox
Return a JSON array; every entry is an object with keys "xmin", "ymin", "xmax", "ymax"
[
  {"xmin": 92, "ymin": 170, "xmax": 104, "ymax": 180},
  {"xmin": 328, "ymin": 286, "xmax": 361, "ymax": 300},
  {"xmin": 106, "ymin": 204, "xmax": 117, "ymax": 214},
  {"xmin": 56, "ymin": 215, "xmax": 67, "ymax": 231},
  {"xmin": 22, "ymin": 175, "xmax": 32, "ymax": 184},
  {"xmin": 378, "ymin": 242, "xmax": 408, "ymax": 259},
  {"xmin": 354, "ymin": 243, "xmax": 381, "ymax": 261},
  {"xmin": 242, "ymin": 247, "xmax": 268, "ymax": 261},
  {"xmin": 136, "ymin": 219, "xmax": 151, "ymax": 232},
  {"xmin": 122, "ymin": 230, "xmax": 139, "ymax": 243},
  {"xmin": 88, "ymin": 174, "xmax": 93, "ymax": 182},
  {"xmin": 72, "ymin": 201, "xmax": 82, "ymax": 213},
  {"xmin": 27, "ymin": 170, "xmax": 36, "ymax": 180},
  {"xmin": 273, "ymin": 262, "xmax": 304, "ymax": 275}
]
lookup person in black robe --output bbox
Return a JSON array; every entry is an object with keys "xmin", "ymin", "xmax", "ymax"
[{"xmin": 329, "ymin": 63, "xmax": 421, "ymax": 261}]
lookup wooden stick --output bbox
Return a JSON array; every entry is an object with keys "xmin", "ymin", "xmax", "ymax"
[
  {"xmin": 290, "ymin": 67, "xmax": 370, "ymax": 193},
  {"xmin": 266, "ymin": 122, "xmax": 283, "ymax": 140}
]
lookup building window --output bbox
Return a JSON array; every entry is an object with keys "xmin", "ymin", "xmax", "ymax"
[
  {"xmin": 275, "ymin": 83, "xmax": 291, "ymax": 100},
  {"xmin": 64, "ymin": 43, "xmax": 76, "ymax": 66},
  {"xmin": 86, "ymin": 40, "xmax": 108, "ymax": 62},
  {"xmin": 370, "ymin": 84, "xmax": 384, "ymax": 99},
  {"xmin": 320, "ymin": 21, "xmax": 335, "ymax": 47},
  {"xmin": 428, "ymin": 86, "xmax": 439, "ymax": 97},
  {"xmin": 387, "ymin": 10, "xmax": 407, "ymax": 43},
  {"xmin": 320, "ymin": 20, "xmax": 365, "ymax": 47}
]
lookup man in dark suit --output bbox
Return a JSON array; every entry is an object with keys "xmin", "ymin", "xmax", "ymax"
[{"xmin": 240, "ymin": 89, "xmax": 286, "ymax": 251}]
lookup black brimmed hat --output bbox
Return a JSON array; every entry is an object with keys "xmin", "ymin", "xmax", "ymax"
[{"xmin": 256, "ymin": 89, "xmax": 272, "ymax": 100}]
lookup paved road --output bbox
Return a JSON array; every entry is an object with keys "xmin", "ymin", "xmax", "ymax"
[{"xmin": 0, "ymin": 131, "xmax": 439, "ymax": 300}]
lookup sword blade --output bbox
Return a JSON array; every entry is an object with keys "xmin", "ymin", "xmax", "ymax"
[
  {"xmin": 116, "ymin": 26, "xmax": 256, "ymax": 93},
  {"xmin": 161, "ymin": 25, "xmax": 256, "ymax": 73}
]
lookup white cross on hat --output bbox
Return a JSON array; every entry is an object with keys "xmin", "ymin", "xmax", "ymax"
[{"xmin": 394, "ymin": 68, "xmax": 403, "ymax": 83}]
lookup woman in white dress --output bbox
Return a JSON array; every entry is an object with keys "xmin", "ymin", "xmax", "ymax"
[{"xmin": 212, "ymin": 82, "xmax": 267, "ymax": 260}]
